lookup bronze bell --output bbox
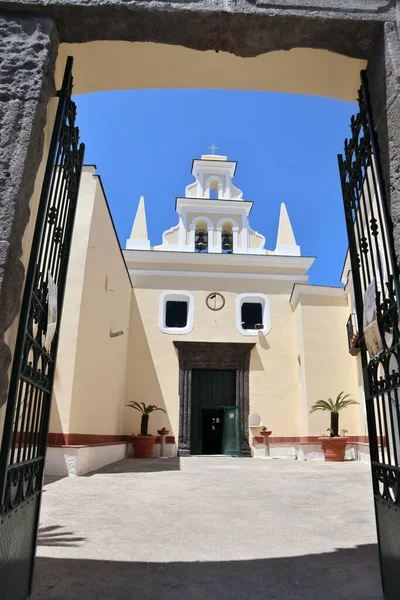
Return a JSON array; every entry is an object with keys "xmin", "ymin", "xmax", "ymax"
[
  {"xmin": 195, "ymin": 230, "xmax": 207, "ymax": 251},
  {"xmin": 222, "ymin": 232, "xmax": 232, "ymax": 251}
]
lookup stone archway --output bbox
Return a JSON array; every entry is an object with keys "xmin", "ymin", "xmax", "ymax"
[
  {"xmin": 2, "ymin": 5, "xmax": 400, "ymax": 599},
  {"xmin": 2, "ymin": 8, "xmax": 399, "ymax": 412},
  {"xmin": 174, "ymin": 341, "xmax": 255, "ymax": 456}
]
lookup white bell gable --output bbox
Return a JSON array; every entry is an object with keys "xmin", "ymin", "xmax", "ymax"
[{"xmin": 126, "ymin": 153, "xmax": 301, "ymax": 257}]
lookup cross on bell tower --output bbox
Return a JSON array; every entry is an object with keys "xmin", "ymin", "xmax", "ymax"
[{"xmin": 208, "ymin": 143, "xmax": 219, "ymax": 155}]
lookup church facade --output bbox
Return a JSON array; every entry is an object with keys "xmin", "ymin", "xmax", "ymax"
[{"xmin": 45, "ymin": 154, "xmax": 368, "ymax": 475}]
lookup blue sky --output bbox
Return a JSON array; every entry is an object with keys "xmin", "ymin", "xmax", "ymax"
[{"xmin": 74, "ymin": 89, "xmax": 357, "ymax": 286}]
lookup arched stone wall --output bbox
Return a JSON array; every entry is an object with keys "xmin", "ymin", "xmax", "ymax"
[{"xmin": 56, "ymin": 43, "xmax": 366, "ymax": 101}]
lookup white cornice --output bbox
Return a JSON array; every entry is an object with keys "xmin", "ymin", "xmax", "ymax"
[
  {"xmin": 128, "ymin": 269, "xmax": 309, "ymax": 283},
  {"xmin": 123, "ymin": 249, "xmax": 315, "ymax": 273},
  {"xmin": 176, "ymin": 197, "xmax": 253, "ymax": 216},
  {"xmin": 290, "ymin": 283, "xmax": 346, "ymax": 310},
  {"xmin": 192, "ymin": 159, "xmax": 237, "ymax": 178}
]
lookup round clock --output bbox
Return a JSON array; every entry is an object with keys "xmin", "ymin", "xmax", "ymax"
[{"xmin": 206, "ymin": 292, "xmax": 225, "ymax": 311}]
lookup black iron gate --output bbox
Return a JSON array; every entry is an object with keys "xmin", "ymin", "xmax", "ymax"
[
  {"xmin": 0, "ymin": 57, "xmax": 84, "ymax": 600},
  {"xmin": 339, "ymin": 72, "xmax": 400, "ymax": 600}
]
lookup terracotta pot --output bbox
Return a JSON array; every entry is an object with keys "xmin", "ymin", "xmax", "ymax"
[
  {"xmin": 157, "ymin": 429, "xmax": 170, "ymax": 436},
  {"xmin": 132, "ymin": 435, "xmax": 157, "ymax": 458},
  {"xmin": 319, "ymin": 437, "xmax": 348, "ymax": 462},
  {"xmin": 260, "ymin": 431, "xmax": 272, "ymax": 438}
]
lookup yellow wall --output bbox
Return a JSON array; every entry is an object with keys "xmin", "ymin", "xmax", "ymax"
[
  {"xmin": 50, "ymin": 169, "xmax": 96, "ymax": 433},
  {"xmin": 50, "ymin": 168, "xmax": 132, "ymax": 435},
  {"xmin": 294, "ymin": 303, "xmax": 309, "ymax": 436},
  {"xmin": 125, "ymin": 278, "xmax": 301, "ymax": 439},
  {"xmin": 125, "ymin": 281, "xmax": 367, "ymax": 443},
  {"xmin": 56, "ymin": 43, "xmax": 365, "ymax": 102},
  {"xmin": 249, "ymin": 229, "xmax": 265, "ymax": 249},
  {"xmin": 342, "ymin": 259, "xmax": 368, "ymax": 436},
  {"xmin": 162, "ymin": 226, "xmax": 179, "ymax": 245},
  {"xmin": 293, "ymin": 291, "xmax": 365, "ymax": 436}
]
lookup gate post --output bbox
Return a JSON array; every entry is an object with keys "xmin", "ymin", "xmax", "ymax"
[
  {"xmin": 367, "ymin": 22, "xmax": 400, "ymax": 267},
  {"xmin": 0, "ymin": 14, "xmax": 59, "ymax": 411}
]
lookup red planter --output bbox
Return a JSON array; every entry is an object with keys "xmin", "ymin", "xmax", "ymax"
[
  {"xmin": 157, "ymin": 429, "xmax": 170, "ymax": 436},
  {"xmin": 319, "ymin": 437, "xmax": 348, "ymax": 462},
  {"xmin": 132, "ymin": 435, "xmax": 157, "ymax": 458}
]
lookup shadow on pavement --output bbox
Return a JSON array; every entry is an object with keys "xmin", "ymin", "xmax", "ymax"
[
  {"xmin": 43, "ymin": 475, "xmax": 68, "ymax": 487},
  {"xmin": 37, "ymin": 525, "xmax": 86, "ymax": 548},
  {"xmin": 31, "ymin": 543, "xmax": 382, "ymax": 600},
  {"xmin": 84, "ymin": 457, "xmax": 181, "ymax": 476}
]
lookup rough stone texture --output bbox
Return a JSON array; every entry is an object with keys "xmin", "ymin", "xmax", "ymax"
[
  {"xmin": 0, "ymin": 14, "xmax": 59, "ymax": 407},
  {"xmin": 0, "ymin": 2, "xmax": 389, "ymax": 59},
  {"xmin": 31, "ymin": 457, "xmax": 383, "ymax": 599},
  {"xmin": 367, "ymin": 21, "xmax": 400, "ymax": 264}
]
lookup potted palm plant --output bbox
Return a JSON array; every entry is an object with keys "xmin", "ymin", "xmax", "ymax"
[
  {"xmin": 310, "ymin": 392, "xmax": 359, "ymax": 462},
  {"xmin": 127, "ymin": 401, "xmax": 166, "ymax": 458}
]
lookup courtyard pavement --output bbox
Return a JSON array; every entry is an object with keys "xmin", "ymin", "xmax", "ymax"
[{"xmin": 31, "ymin": 457, "xmax": 383, "ymax": 600}]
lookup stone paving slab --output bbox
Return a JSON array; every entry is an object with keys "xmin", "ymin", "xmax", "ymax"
[{"xmin": 31, "ymin": 457, "xmax": 383, "ymax": 599}]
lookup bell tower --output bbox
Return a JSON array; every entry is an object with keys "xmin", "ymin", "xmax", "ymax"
[
  {"xmin": 152, "ymin": 151, "xmax": 267, "ymax": 254},
  {"xmin": 126, "ymin": 150, "xmax": 300, "ymax": 257},
  {"xmin": 185, "ymin": 151, "xmax": 240, "ymax": 201}
]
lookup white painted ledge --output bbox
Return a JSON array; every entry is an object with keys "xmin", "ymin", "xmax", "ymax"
[
  {"xmin": 251, "ymin": 442, "xmax": 370, "ymax": 463},
  {"xmin": 126, "ymin": 239, "xmax": 151, "ymax": 250},
  {"xmin": 152, "ymin": 443, "xmax": 176, "ymax": 458},
  {"xmin": 45, "ymin": 442, "xmax": 178, "ymax": 476},
  {"xmin": 45, "ymin": 443, "xmax": 132, "ymax": 476},
  {"xmin": 275, "ymin": 244, "xmax": 301, "ymax": 256}
]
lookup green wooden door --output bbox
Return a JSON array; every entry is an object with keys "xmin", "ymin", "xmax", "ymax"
[
  {"xmin": 222, "ymin": 406, "xmax": 241, "ymax": 456},
  {"xmin": 191, "ymin": 369, "xmax": 237, "ymax": 455}
]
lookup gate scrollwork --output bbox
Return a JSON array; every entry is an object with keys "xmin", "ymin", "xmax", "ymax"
[{"xmin": 0, "ymin": 56, "xmax": 84, "ymax": 600}]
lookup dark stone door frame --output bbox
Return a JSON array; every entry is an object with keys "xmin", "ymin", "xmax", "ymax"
[{"xmin": 174, "ymin": 341, "xmax": 255, "ymax": 457}]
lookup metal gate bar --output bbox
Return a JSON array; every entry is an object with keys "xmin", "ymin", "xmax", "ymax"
[
  {"xmin": 0, "ymin": 56, "xmax": 84, "ymax": 600},
  {"xmin": 339, "ymin": 70, "xmax": 400, "ymax": 600}
]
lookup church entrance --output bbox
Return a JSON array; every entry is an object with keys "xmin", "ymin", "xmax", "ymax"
[
  {"xmin": 191, "ymin": 369, "xmax": 240, "ymax": 455},
  {"xmin": 174, "ymin": 342, "xmax": 253, "ymax": 457},
  {"xmin": 202, "ymin": 409, "xmax": 223, "ymax": 454}
]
